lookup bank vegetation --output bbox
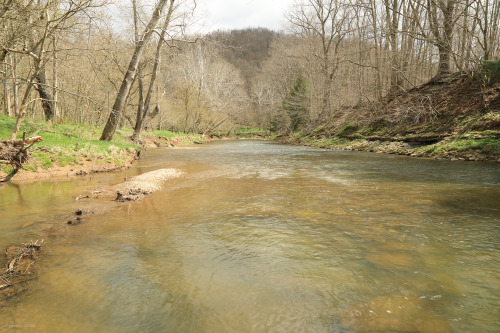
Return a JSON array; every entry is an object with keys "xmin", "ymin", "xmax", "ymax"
[{"xmin": 0, "ymin": 0, "xmax": 499, "ymax": 167}]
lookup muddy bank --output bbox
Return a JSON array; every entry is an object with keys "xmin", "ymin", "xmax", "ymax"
[
  {"xmin": 0, "ymin": 168, "xmax": 183, "ymax": 303},
  {"xmin": 141, "ymin": 134, "xmax": 208, "ymax": 149}
]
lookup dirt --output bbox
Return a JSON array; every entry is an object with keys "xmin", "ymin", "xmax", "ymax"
[
  {"xmin": 0, "ymin": 151, "xmax": 139, "ymax": 183},
  {"xmin": 140, "ymin": 134, "xmax": 205, "ymax": 149},
  {"xmin": 0, "ymin": 133, "xmax": 209, "ymax": 183},
  {"xmin": 288, "ymin": 74, "xmax": 500, "ymax": 162}
]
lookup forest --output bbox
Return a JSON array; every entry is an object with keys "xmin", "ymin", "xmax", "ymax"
[{"xmin": 0, "ymin": 0, "xmax": 499, "ymax": 157}]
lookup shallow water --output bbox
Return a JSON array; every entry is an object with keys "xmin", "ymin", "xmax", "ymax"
[{"xmin": 1, "ymin": 140, "xmax": 499, "ymax": 332}]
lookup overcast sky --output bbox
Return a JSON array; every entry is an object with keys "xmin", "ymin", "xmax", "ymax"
[{"xmin": 197, "ymin": 0, "xmax": 292, "ymax": 32}]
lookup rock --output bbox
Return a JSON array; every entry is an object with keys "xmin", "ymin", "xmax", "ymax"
[{"xmin": 67, "ymin": 217, "xmax": 82, "ymax": 225}]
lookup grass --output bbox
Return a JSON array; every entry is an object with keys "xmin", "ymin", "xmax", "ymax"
[
  {"xmin": 235, "ymin": 127, "xmax": 265, "ymax": 135},
  {"xmin": 1, "ymin": 115, "xmax": 210, "ymax": 173},
  {"xmin": 0, "ymin": 115, "xmax": 140, "ymax": 171},
  {"xmin": 417, "ymin": 135, "xmax": 500, "ymax": 158},
  {"xmin": 151, "ymin": 129, "xmax": 199, "ymax": 139}
]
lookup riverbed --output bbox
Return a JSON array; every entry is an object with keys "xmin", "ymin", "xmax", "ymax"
[{"xmin": 1, "ymin": 140, "xmax": 499, "ymax": 332}]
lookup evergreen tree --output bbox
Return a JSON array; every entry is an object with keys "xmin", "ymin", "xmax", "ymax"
[{"xmin": 281, "ymin": 75, "xmax": 309, "ymax": 132}]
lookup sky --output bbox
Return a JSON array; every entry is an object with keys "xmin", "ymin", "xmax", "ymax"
[{"xmin": 197, "ymin": 0, "xmax": 292, "ymax": 32}]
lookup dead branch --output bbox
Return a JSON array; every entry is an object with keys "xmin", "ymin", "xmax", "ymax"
[{"xmin": 0, "ymin": 135, "xmax": 43, "ymax": 182}]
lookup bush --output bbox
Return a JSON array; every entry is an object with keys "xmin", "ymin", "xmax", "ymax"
[{"xmin": 478, "ymin": 59, "xmax": 500, "ymax": 85}]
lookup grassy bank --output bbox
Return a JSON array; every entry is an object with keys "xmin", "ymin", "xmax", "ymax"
[
  {"xmin": 0, "ymin": 115, "xmax": 207, "ymax": 180},
  {"xmin": 283, "ymin": 74, "xmax": 500, "ymax": 162}
]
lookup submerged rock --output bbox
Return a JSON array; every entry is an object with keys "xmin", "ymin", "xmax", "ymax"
[{"xmin": 365, "ymin": 252, "xmax": 416, "ymax": 271}]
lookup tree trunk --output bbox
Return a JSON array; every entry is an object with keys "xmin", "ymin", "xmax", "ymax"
[
  {"xmin": 11, "ymin": 80, "xmax": 35, "ymax": 140},
  {"xmin": 100, "ymin": 0, "xmax": 169, "ymax": 141},
  {"xmin": 52, "ymin": 35, "xmax": 58, "ymax": 121},
  {"xmin": 436, "ymin": 44, "xmax": 451, "ymax": 79},
  {"xmin": 35, "ymin": 63, "xmax": 55, "ymax": 121},
  {"xmin": 3, "ymin": 62, "xmax": 11, "ymax": 116},
  {"xmin": 11, "ymin": 53, "xmax": 18, "ymax": 116},
  {"xmin": 132, "ymin": 0, "xmax": 176, "ymax": 141}
]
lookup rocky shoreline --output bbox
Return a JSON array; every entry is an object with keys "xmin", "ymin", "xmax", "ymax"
[{"xmin": 285, "ymin": 135, "xmax": 500, "ymax": 163}]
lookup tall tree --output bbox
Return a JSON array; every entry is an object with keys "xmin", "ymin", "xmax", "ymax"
[
  {"xmin": 410, "ymin": 0, "xmax": 463, "ymax": 80},
  {"xmin": 100, "ymin": 0, "xmax": 170, "ymax": 141},
  {"xmin": 287, "ymin": 0, "xmax": 351, "ymax": 120},
  {"xmin": 132, "ymin": 0, "xmax": 177, "ymax": 142}
]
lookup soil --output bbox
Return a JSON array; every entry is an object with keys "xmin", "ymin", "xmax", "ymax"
[
  {"xmin": 0, "ymin": 153, "xmax": 138, "ymax": 182},
  {"xmin": 0, "ymin": 133, "xmax": 208, "ymax": 183},
  {"xmin": 286, "ymin": 73, "xmax": 500, "ymax": 162}
]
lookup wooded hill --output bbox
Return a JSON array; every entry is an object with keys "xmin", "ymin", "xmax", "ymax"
[
  {"xmin": 0, "ymin": 0, "xmax": 499, "ymax": 162},
  {"xmin": 286, "ymin": 70, "xmax": 500, "ymax": 161}
]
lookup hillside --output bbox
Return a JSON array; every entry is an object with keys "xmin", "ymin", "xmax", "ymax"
[
  {"xmin": 287, "ymin": 73, "xmax": 500, "ymax": 162},
  {"xmin": 208, "ymin": 27, "xmax": 279, "ymax": 91}
]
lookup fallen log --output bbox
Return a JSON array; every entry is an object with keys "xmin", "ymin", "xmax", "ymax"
[{"xmin": 11, "ymin": 136, "xmax": 43, "ymax": 147}]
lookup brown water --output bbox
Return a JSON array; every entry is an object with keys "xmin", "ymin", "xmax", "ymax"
[{"xmin": 1, "ymin": 140, "xmax": 499, "ymax": 332}]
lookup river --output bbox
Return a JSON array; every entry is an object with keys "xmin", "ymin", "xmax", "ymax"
[{"xmin": 1, "ymin": 140, "xmax": 499, "ymax": 332}]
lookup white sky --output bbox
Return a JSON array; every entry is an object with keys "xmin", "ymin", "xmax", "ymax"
[{"xmin": 197, "ymin": 0, "xmax": 292, "ymax": 32}]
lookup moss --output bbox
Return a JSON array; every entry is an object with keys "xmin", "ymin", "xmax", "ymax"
[{"xmin": 336, "ymin": 122, "xmax": 359, "ymax": 137}]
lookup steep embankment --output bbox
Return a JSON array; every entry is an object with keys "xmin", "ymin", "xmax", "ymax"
[{"xmin": 288, "ymin": 73, "xmax": 500, "ymax": 162}]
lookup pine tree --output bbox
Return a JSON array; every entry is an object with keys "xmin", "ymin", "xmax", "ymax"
[{"xmin": 281, "ymin": 75, "xmax": 309, "ymax": 132}]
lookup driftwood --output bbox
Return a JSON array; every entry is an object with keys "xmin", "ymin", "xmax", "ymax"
[
  {"xmin": 11, "ymin": 136, "xmax": 43, "ymax": 146},
  {"xmin": 0, "ymin": 240, "xmax": 43, "ymax": 303},
  {"xmin": 0, "ymin": 134, "xmax": 43, "ymax": 181}
]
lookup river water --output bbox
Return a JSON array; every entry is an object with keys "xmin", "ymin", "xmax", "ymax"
[{"xmin": 1, "ymin": 140, "xmax": 499, "ymax": 332}]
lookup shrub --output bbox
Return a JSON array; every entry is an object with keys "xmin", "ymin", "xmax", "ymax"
[{"xmin": 478, "ymin": 59, "xmax": 500, "ymax": 85}]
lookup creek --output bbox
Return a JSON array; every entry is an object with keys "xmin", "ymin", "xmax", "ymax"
[{"xmin": 1, "ymin": 140, "xmax": 499, "ymax": 332}]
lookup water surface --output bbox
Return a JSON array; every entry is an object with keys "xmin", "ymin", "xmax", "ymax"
[{"xmin": 1, "ymin": 140, "xmax": 499, "ymax": 332}]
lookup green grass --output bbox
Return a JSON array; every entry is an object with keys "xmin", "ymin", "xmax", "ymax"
[
  {"xmin": 1, "ymin": 115, "xmax": 140, "ymax": 170},
  {"xmin": 235, "ymin": 127, "xmax": 264, "ymax": 135},
  {"xmin": 336, "ymin": 122, "xmax": 359, "ymax": 137},
  {"xmin": 151, "ymin": 129, "xmax": 196, "ymax": 139},
  {"xmin": 417, "ymin": 136, "xmax": 500, "ymax": 157}
]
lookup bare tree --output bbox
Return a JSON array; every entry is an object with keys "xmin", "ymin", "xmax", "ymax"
[
  {"xmin": 409, "ymin": 0, "xmax": 464, "ymax": 80},
  {"xmin": 100, "ymin": 0, "xmax": 171, "ymax": 141},
  {"xmin": 132, "ymin": 0, "xmax": 177, "ymax": 142},
  {"xmin": 287, "ymin": 0, "xmax": 352, "ymax": 120}
]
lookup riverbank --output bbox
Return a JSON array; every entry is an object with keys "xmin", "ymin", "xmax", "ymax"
[
  {"xmin": 281, "ymin": 73, "xmax": 500, "ymax": 162},
  {"xmin": 0, "ymin": 115, "xmax": 207, "ymax": 182}
]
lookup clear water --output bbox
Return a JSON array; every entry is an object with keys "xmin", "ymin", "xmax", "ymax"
[{"xmin": 1, "ymin": 140, "xmax": 499, "ymax": 332}]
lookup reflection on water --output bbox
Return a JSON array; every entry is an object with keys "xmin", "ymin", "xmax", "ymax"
[{"xmin": 1, "ymin": 141, "xmax": 499, "ymax": 332}]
